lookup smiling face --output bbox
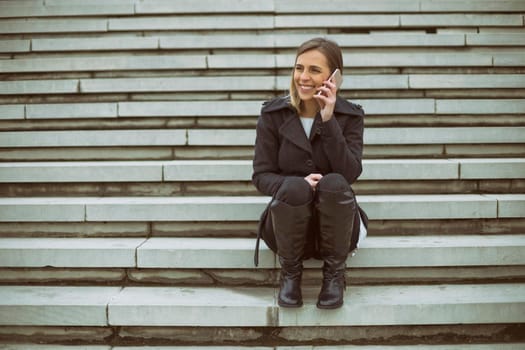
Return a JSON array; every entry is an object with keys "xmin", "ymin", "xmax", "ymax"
[{"xmin": 293, "ymin": 49, "xmax": 332, "ymax": 103}]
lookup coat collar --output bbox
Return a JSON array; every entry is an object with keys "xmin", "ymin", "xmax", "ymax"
[
  {"xmin": 261, "ymin": 95, "xmax": 363, "ymax": 117},
  {"xmin": 261, "ymin": 95, "xmax": 363, "ymax": 154}
]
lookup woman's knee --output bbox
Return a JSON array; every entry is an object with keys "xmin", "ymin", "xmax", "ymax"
[
  {"xmin": 276, "ymin": 176, "xmax": 313, "ymax": 206},
  {"xmin": 317, "ymin": 173, "xmax": 351, "ymax": 193}
]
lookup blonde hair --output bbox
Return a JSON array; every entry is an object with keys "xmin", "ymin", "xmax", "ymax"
[{"xmin": 289, "ymin": 38, "xmax": 343, "ymax": 114}]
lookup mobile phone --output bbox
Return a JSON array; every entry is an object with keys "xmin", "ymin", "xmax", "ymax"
[{"xmin": 317, "ymin": 68, "xmax": 343, "ymax": 96}]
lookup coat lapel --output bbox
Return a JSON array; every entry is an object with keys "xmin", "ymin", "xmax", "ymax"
[{"xmin": 279, "ymin": 114, "xmax": 312, "ymax": 154}]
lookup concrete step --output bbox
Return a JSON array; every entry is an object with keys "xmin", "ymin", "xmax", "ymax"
[
  {"xmin": 1, "ymin": 159, "xmax": 524, "ymax": 183},
  {"xmin": 0, "ymin": 52, "xmax": 522, "ymax": 73},
  {"xmin": 1, "ymin": 283, "xmax": 524, "ymax": 326},
  {"xmin": 2, "ymin": 0, "xmax": 524, "ymax": 20},
  {"xmin": 0, "ymin": 194, "xmax": 523, "ymax": 222},
  {"xmin": 275, "ymin": 14, "xmax": 523, "ymax": 29},
  {"xmin": 0, "ymin": 0, "xmax": 271, "ymax": 18},
  {"xmin": 3, "ymin": 99, "xmax": 525, "ymax": 120},
  {"xmin": 1, "ymin": 33, "xmax": 522, "ymax": 54},
  {"xmin": 1, "ymin": 235, "xmax": 523, "ymax": 269},
  {"xmin": 0, "ymin": 15, "xmax": 274, "ymax": 34},
  {"xmin": 7, "ymin": 13, "xmax": 520, "ymax": 35},
  {"xmin": 1, "ymin": 100, "xmax": 524, "ymax": 120},
  {"xmin": 3, "ymin": 32, "xmax": 525, "ymax": 54},
  {"xmin": 276, "ymin": 0, "xmax": 525, "ymax": 13},
  {"xmin": 2, "ymin": 346, "xmax": 524, "ymax": 350},
  {"xmin": 1, "ymin": 127, "xmax": 524, "ymax": 148},
  {"xmin": 1, "ymin": 346, "xmax": 525, "ymax": 350}
]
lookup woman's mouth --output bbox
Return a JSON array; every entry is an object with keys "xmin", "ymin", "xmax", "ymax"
[{"xmin": 298, "ymin": 84, "xmax": 315, "ymax": 93}]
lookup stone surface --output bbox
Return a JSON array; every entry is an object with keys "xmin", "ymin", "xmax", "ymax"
[
  {"xmin": 348, "ymin": 234, "xmax": 525, "ymax": 267},
  {"xmin": 0, "ymin": 222, "xmax": 149, "ymax": 238},
  {"xmin": 108, "ymin": 286, "xmax": 276, "ymax": 326},
  {"xmin": 0, "ymin": 39, "xmax": 30, "ymax": 53},
  {"xmin": 0, "ymin": 55, "xmax": 207, "ymax": 73},
  {"xmin": 365, "ymin": 127, "xmax": 525, "ymax": 145},
  {"xmin": 81, "ymin": 76, "xmax": 273, "ymax": 93},
  {"xmin": 138, "ymin": 237, "xmax": 274, "ymax": 268},
  {"xmin": 0, "ymin": 194, "xmax": 511, "ymax": 222},
  {"xmin": 0, "ymin": 4, "xmax": 133, "ymax": 17},
  {"xmin": 409, "ymin": 74, "xmax": 525, "ymax": 89},
  {"xmin": 0, "ymin": 268, "xmax": 126, "ymax": 283},
  {"xmin": 137, "ymin": 0, "xmax": 268, "ymax": 14},
  {"xmin": 400, "ymin": 14, "xmax": 524, "ymax": 27},
  {"xmin": 277, "ymin": 52, "xmax": 493, "ymax": 68},
  {"xmin": 0, "ymin": 130, "xmax": 186, "ymax": 147},
  {"xmin": 0, "ymin": 286, "xmax": 121, "ymax": 326},
  {"xmin": 187, "ymin": 129, "xmax": 255, "ymax": 146},
  {"xmin": 467, "ymin": 33, "xmax": 525, "ymax": 46},
  {"xmin": 276, "ymin": 75, "xmax": 409, "ymax": 90},
  {"xmin": 32, "ymin": 37, "xmax": 159, "ymax": 51},
  {"xmin": 119, "ymin": 100, "xmax": 261, "ymax": 117},
  {"xmin": 0, "ymin": 197, "xmax": 85, "ymax": 222},
  {"xmin": 4, "ymin": 284, "xmax": 516, "ymax": 327},
  {"xmin": 279, "ymin": 284, "xmax": 525, "ymax": 326},
  {"xmin": 85, "ymin": 196, "xmax": 267, "ymax": 221},
  {"xmin": 0, "ymin": 18, "xmax": 107, "ymax": 34},
  {"xmin": 0, "ymin": 104, "xmax": 24, "ymax": 120},
  {"xmin": 0, "ymin": 79, "xmax": 78, "ymax": 95},
  {"xmin": 278, "ymin": 345, "xmax": 525, "ymax": 350},
  {"xmin": 26, "ymin": 103, "xmax": 117, "ymax": 119},
  {"xmin": 163, "ymin": 160, "xmax": 252, "ymax": 181},
  {"xmin": 437, "ymin": 99, "xmax": 525, "ymax": 114},
  {"xmin": 359, "ymin": 194, "xmax": 497, "ymax": 220},
  {"xmin": 0, "ymin": 161, "xmax": 164, "ymax": 182},
  {"xmin": 275, "ymin": 15, "xmax": 400, "ymax": 28},
  {"xmin": 160, "ymin": 33, "xmax": 275, "ymax": 49},
  {"xmin": 494, "ymin": 53, "xmax": 525, "ymax": 66},
  {"xmin": 281, "ymin": 33, "xmax": 465, "ymax": 47},
  {"xmin": 275, "ymin": 1, "xmax": 419, "ymax": 13},
  {"xmin": 0, "ymin": 345, "xmax": 110, "ymax": 349},
  {"xmin": 0, "ymin": 238, "xmax": 145, "ymax": 267},
  {"xmin": 348, "ymin": 52, "xmax": 493, "ymax": 67},
  {"xmin": 352, "ymin": 99, "xmax": 435, "ymax": 114},
  {"xmin": 459, "ymin": 158, "xmax": 525, "ymax": 179},
  {"xmin": 0, "ymin": 55, "xmax": 206, "ymax": 73},
  {"xmin": 420, "ymin": 0, "xmax": 525, "ymax": 12},
  {"xmin": 487, "ymin": 194, "xmax": 525, "ymax": 218},
  {"xmin": 108, "ymin": 15, "xmax": 273, "ymax": 31},
  {"xmin": 361, "ymin": 159, "xmax": 458, "ymax": 180},
  {"xmin": 207, "ymin": 54, "xmax": 276, "ymax": 69}
]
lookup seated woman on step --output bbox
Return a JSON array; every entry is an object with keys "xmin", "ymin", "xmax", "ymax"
[{"xmin": 252, "ymin": 37, "xmax": 368, "ymax": 309}]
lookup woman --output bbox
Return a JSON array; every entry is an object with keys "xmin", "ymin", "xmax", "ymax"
[{"xmin": 252, "ymin": 37, "xmax": 367, "ymax": 309}]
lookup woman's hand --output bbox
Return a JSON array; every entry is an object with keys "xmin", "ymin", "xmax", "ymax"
[
  {"xmin": 314, "ymin": 79, "xmax": 337, "ymax": 122},
  {"xmin": 304, "ymin": 173, "xmax": 323, "ymax": 189}
]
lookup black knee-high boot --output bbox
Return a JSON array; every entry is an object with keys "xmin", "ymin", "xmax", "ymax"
[
  {"xmin": 270, "ymin": 199, "xmax": 312, "ymax": 307},
  {"xmin": 316, "ymin": 188, "xmax": 356, "ymax": 309}
]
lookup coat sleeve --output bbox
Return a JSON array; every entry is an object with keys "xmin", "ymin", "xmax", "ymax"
[
  {"xmin": 252, "ymin": 112, "xmax": 286, "ymax": 196},
  {"xmin": 319, "ymin": 109, "xmax": 364, "ymax": 184}
]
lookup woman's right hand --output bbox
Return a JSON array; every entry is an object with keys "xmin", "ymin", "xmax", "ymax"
[{"xmin": 304, "ymin": 173, "xmax": 323, "ymax": 189}]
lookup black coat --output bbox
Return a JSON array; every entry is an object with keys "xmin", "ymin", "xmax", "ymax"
[{"xmin": 252, "ymin": 95, "xmax": 365, "ymax": 195}]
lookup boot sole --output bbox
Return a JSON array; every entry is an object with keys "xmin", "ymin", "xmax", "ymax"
[
  {"xmin": 316, "ymin": 301, "xmax": 343, "ymax": 309},
  {"xmin": 278, "ymin": 300, "xmax": 303, "ymax": 308}
]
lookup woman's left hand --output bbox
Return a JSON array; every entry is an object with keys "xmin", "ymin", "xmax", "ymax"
[{"xmin": 314, "ymin": 79, "xmax": 337, "ymax": 122}]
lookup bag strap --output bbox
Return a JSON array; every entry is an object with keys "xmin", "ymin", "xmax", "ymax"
[{"xmin": 254, "ymin": 184, "xmax": 282, "ymax": 267}]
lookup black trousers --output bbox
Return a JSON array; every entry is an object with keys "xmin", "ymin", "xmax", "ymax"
[{"xmin": 261, "ymin": 173, "xmax": 361, "ymax": 261}]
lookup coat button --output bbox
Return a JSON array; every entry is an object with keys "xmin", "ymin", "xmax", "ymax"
[
  {"xmin": 306, "ymin": 159, "xmax": 314, "ymax": 167},
  {"xmin": 316, "ymin": 127, "xmax": 322, "ymax": 134}
]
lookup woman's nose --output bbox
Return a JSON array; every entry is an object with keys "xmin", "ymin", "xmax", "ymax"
[{"xmin": 300, "ymin": 71, "xmax": 310, "ymax": 81}]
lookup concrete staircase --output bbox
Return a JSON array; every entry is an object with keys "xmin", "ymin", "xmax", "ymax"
[{"xmin": 0, "ymin": 0, "xmax": 524, "ymax": 348}]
